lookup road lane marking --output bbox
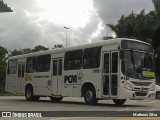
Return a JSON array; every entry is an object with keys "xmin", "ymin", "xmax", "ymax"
[{"xmin": 119, "ymin": 108, "xmax": 129, "ymax": 111}]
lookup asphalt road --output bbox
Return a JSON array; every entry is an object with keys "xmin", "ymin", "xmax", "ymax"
[{"xmin": 0, "ymin": 96, "xmax": 160, "ymax": 120}]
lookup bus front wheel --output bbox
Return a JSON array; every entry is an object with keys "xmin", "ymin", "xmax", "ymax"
[
  {"xmin": 156, "ymin": 91, "xmax": 160, "ymax": 99},
  {"xmin": 84, "ymin": 86, "xmax": 98, "ymax": 105},
  {"xmin": 113, "ymin": 99, "xmax": 126, "ymax": 105}
]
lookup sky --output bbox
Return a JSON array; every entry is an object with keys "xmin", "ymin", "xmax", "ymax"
[{"xmin": 0, "ymin": 0, "xmax": 155, "ymax": 50}]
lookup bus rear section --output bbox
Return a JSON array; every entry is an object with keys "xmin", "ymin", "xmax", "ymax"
[{"xmin": 5, "ymin": 58, "xmax": 26, "ymax": 95}]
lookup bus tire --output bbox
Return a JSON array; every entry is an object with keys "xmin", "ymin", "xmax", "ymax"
[
  {"xmin": 156, "ymin": 91, "xmax": 160, "ymax": 99},
  {"xmin": 113, "ymin": 99, "xmax": 126, "ymax": 105},
  {"xmin": 25, "ymin": 86, "xmax": 34, "ymax": 101},
  {"xmin": 50, "ymin": 97, "xmax": 63, "ymax": 102},
  {"xmin": 84, "ymin": 86, "xmax": 98, "ymax": 105}
]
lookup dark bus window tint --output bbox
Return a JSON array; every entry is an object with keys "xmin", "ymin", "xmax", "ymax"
[
  {"xmin": 112, "ymin": 52, "xmax": 118, "ymax": 73},
  {"xmin": 8, "ymin": 60, "xmax": 17, "ymax": 74},
  {"xmin": 58, "ymin": 59, "xmax": 62, "ymax": 75},
  {"xmin": 22, "ymin": 64, "xmax": 25, "ymax": 77},
  {"xmin": 64, "ymin": 50, "xmax": 83, "ymax": 70},
  {"xmin": 83, "ymin": 47, "xmax": 101, "ymax": 69},
  {"xmin": 26, "ymin": 57, "xmax": 36, "ymax": 73},
  {"xmin": 104, "ymin": 53, "xmax": 109, "ymax": 73},
  {"xmin": 18, "ymin": 64, "xmax": 21, "ymax": 77},
  {"xmin": 53, "ymin": 60, "xmax": 57, "ymax": 76},
  {"xmin": 36, "ymin": 54, "xmax": 51, "ymax": 72}
]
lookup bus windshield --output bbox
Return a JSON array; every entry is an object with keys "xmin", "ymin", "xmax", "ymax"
[{"xmin": 121, "ymin": 50, "xmax": 155, "ymax": 79}]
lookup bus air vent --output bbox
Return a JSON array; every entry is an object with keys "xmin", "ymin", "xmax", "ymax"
[
  {"xmin": 135, "ymin": 92, "xmax": 147, "ymax": 96},
  {"xmin": 131, "ymin": 81, "xmax": 152, "ymax": 86}
]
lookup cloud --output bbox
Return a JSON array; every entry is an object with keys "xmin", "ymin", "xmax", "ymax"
[
  {"xmin": 92, "ymin": 0, "xmax": 154, "ymax": 24},
  {"xmin": 0, "ymin": 0, "xmax": 101, "ymax": 50},
  {"xmin": 0, "ymin": 0, "xmax": 155, "ymax": 51},
  {"xmin": 92, "ymin": 0, "xmax": 155, "ymax": 37}
]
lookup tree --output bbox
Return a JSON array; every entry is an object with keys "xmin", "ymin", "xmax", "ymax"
[
  {"xmin": 0, "ymin": 46, "xmax": 8, "ymax": 80},
  {"xmin": 105, "ymin": 0, "xmax": 160, "ymax": 84},
  {"xmin": 106, "ymin": 10, "xmax": 159, "ymax": 42},
  {"xmin": 152, "ymin": 0, "xmax": 160, "ymax": 50},
  {"xmin": 106, "ymin": 0, "xmax": 160, "ymax": 43},
  {"xmin": 52, "ymin": 44, "xmax": 64, "ymax": 49},
  {"xmin": 9, "ymin": 48, "xmax": 32, "ymax": 56},
  {"xmin": 153, "ymin": 0, "xmax": 160, "ymax": 16},
  {"xmin": 32, "ymin": 45, "xmax": 49, "ymax": 52},
  {"xmin": 9, "ymin": 45, "xmax": 49, "ymax": 56},
  {"xmin": 103, "ymin": 36, "xmax": 113, "ymax": 40},
  {"xmin": 9, "ymin": 49, "xmax": 23, "ymax": 56}
]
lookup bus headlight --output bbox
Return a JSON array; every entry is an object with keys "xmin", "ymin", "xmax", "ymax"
[{"xmin": 122, "ymin": 81, "xmax": 133, "ymax": 91}]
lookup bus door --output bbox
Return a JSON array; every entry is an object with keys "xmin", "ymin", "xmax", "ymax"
[
  {"xmin": 103, "ymin": 51, "xmax": 118, "ymax": 97},
  {"xmin": 52, "ymin": 58, "xmax": 63, "ymax": 95},
  {"xmin": 17, "ymin": 63, "xmax": 25, "ymax": 93}
]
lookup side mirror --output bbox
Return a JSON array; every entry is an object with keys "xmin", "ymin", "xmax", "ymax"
[{"xmin": 120, "ymin": 50, "xmax": 124, "ymax": 59}]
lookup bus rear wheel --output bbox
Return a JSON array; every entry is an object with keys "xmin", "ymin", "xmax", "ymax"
[
  {"xmin": 25, "ymin": 86, "xmax": 34, "ymax": 101},
  {"xmin": 113, "ymin": 99, "xmax": 126, "ymax": 105},
  {"xmin": 84, "ymin": 86, "xmax": 98, "ymax": 105},
  {"xmin": 50, "ymin": 97, "xmax": 63, "ymax": 102}
]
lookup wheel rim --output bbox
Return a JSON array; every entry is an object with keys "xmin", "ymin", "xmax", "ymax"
[
  {"xmin": 27, "ymin": 89, "xmax": 31, "ymax": 99},
  {"xmin": 86, "ymin": 90, "xmax": 93, "ymax": 102}
]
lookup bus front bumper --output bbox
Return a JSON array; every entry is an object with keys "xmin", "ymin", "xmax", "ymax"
[
  {"xmin": 131, "ymin": 91, "xmax": 156, "ymax": 100},
  {"xmin": 119, "ymin": 90, "xmax": 156, "ymax": 100}
]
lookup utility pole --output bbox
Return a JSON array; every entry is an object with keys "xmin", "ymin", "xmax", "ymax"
[{"xmin": 64, "ymin": 26, "xmax": 69, "ymax": 47}]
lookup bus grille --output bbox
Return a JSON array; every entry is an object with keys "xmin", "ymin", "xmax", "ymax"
[
  {"xmin": 134, "ymin": 88, "xmax": 149, "ymax": 91},
  {"xmin": 131, "ymin": 81, "xmax": 152, "ymax": 86},
  {"xmin": 135, "ymin": 92, "xmax": 147, "ymax": 96}
]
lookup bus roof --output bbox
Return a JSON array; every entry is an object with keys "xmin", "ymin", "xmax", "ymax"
[{"xmin": 8, "ymin": 38, "xmax": 150, "ymax": 60}]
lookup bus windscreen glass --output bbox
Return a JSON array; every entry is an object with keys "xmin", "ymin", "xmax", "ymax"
[
  {"xmin": 121, "ymin": 40, "xmax": 153, "ymax": 52},
  {"xmin": 121, "ymin": 40, "xmax": 155, "ymax": 79}
]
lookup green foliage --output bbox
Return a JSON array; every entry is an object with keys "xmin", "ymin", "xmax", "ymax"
[
  {"xmin": 33, "ymin": 45, "xmax": 49, "ymax": 52},
  {"xmin": 9, "ymin": 44, "xmax": 64, "ymax": 56},
  {"xmin": 10, "ymin": 45, "xmax": 49, "ymax": 56},
  {"xmin": 52, "ymin": 44, "xmax": 64, "ymax": 49},
  {"xmin": 153, "ymin": 0, "xmax": 160, "ymax": 16},
  {"xmin": 0, "ymin": 46, "xmax": 8, "ymax": 80},
  {"xmin": 103, "ymin": 36, "xmax": 113, "ymax": 40},
  {"xmin": 106, "ymin": 0, "xmax": 160, "ymax": 43}
]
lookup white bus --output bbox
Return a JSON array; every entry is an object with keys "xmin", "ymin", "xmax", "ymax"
[{"xmin": 5, "ymin": 38, "xmax": 156, "ymax": 105}]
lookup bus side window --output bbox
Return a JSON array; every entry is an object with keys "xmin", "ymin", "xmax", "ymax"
[
  {"xmin": 112, "ymin": 52, "xmax": 118, "ymax": 73},
  {"xmin": 104, "ymin": 53, "xmax": 109, "ymax": 73},
  {"xmin": 58, "ymin": 59, "xmax": 62, "ymax": 76},
  {"xmin": 26, "ymin": 57, "xmax": 36, "ymax": 73},
  {"xmin": 64, "ymin": 50, "xmax": 83, "ymax": 70},
  {"xmin": 22, "ymin": 64, "xmax": 25, "ymax": 77},
  {"xmin": 18, "ymin": 64, "xmax": 21, "ymax": 77},
  {"xmin": 36, "ymin": 54, "xmax": 51, "ymax": 72},
  {"xmin": 8, "ymin": 60, "xmax": 17, "ymax": 74},
  {"xmin": 53, "ymin": 60, "xmax": 57, "ymax": 76},
  {"xmin": 83, "ymin": 47, "xmax": 101, "ymax": 69}
]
